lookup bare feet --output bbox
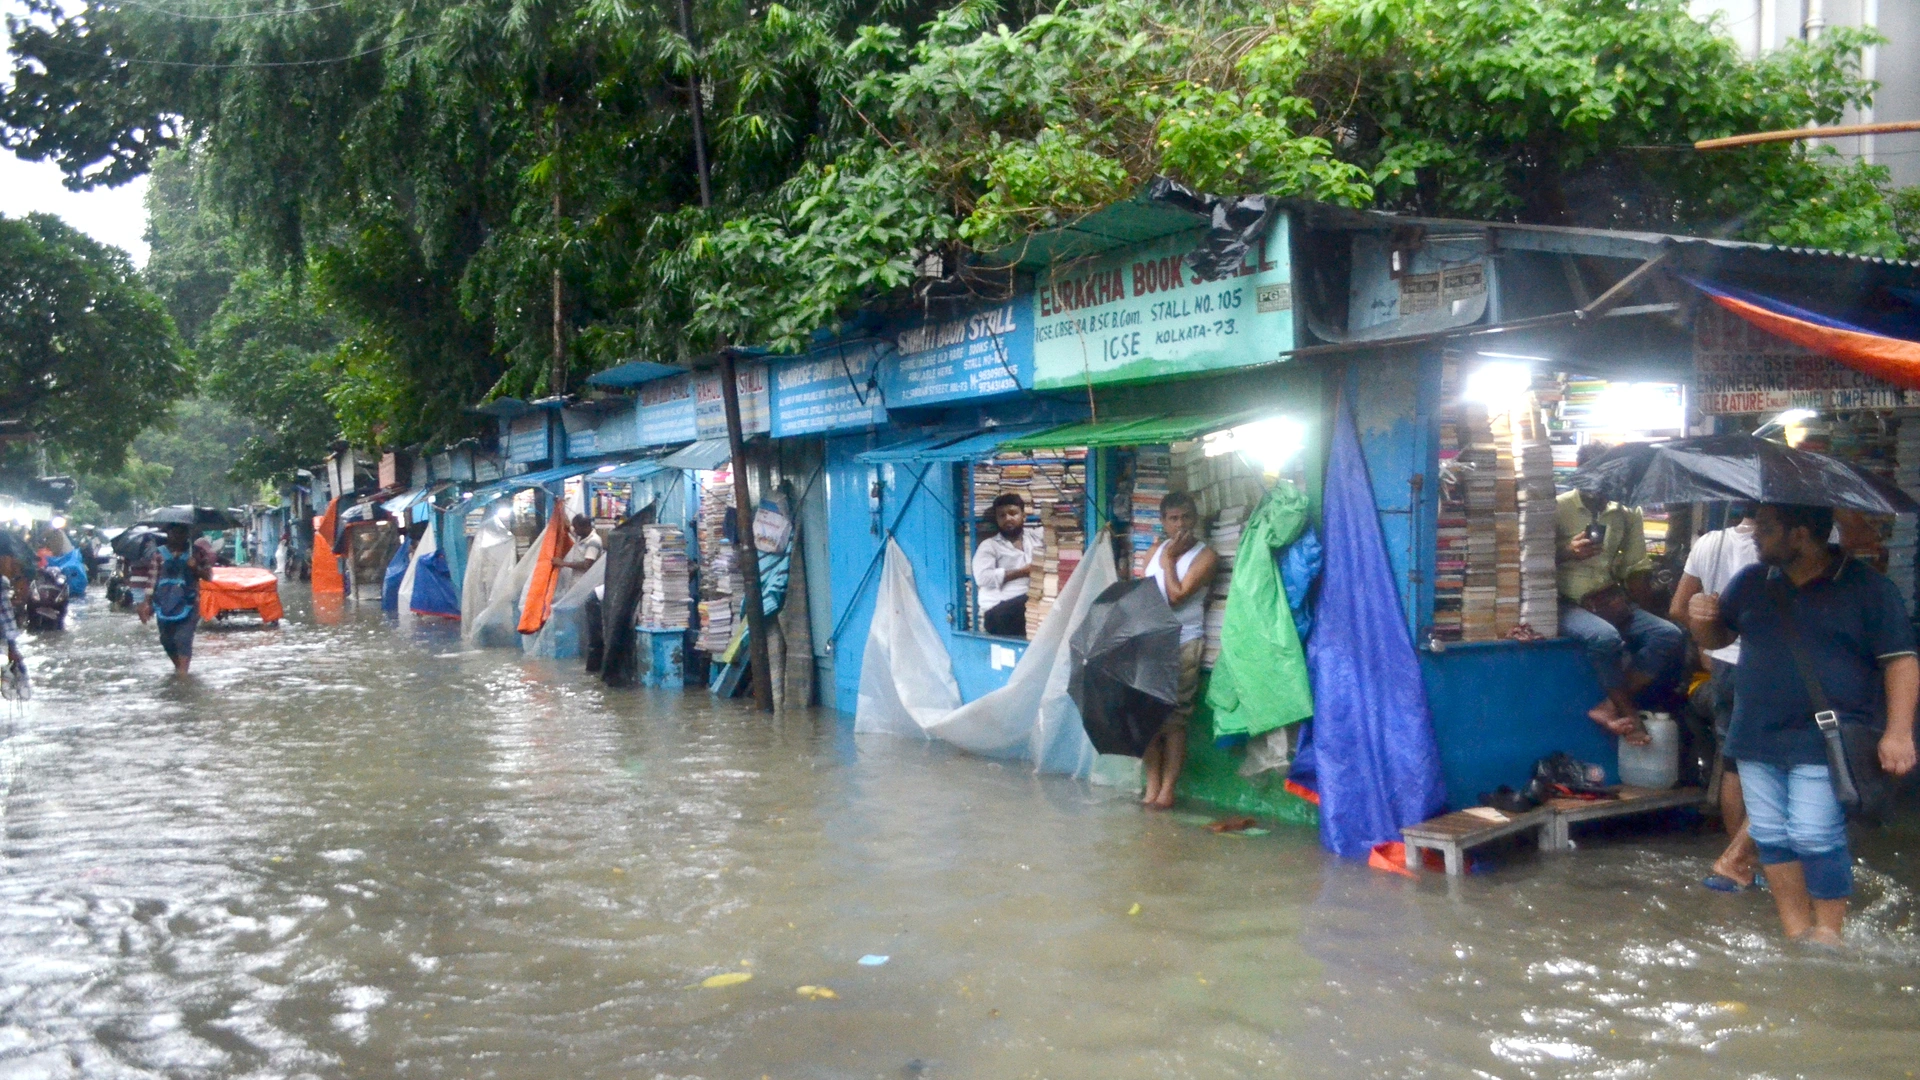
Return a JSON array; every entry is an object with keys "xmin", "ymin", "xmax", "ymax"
[
  {"xmin": 1709, "ymin": 854, "xmax": 1757, "ymax": 890},
  {"xmin": 1149, "ymin": 790, "xmax": 1175, "ymax": 810},
  {"xmin": 1587, "ymin": 699, "xmax": 1651, "ymax": 745},
  {"xmin": 1796, "ymin": 926, "xmax": 1844, "ymax": 949}
]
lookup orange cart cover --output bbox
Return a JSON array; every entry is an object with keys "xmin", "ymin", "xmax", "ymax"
[
  {"xmin": 312, "ymin": 499, "xmax": 346, "ymax": 596},
  {"xmin": 516, "ymin": 506, "xmax": 574, "ymax": 635},
  {"xmin": 200, "ymin": 566, "xmax": 284, "ymax": 623}
]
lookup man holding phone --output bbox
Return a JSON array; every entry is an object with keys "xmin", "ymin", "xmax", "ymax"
[{"xmin": 1556, "ymin": 445, "xmax": 1685, "ymax": 744}]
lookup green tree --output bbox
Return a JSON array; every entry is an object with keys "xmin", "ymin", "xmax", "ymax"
[{"xmin": 0, "ymin": 212, "xmax": 194, "ymax": 471}]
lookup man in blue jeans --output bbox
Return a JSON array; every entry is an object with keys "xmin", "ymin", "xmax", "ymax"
[
  {"xmin": 1688, "ymin": 502, "xmax": 1918, "ymax": 946},
  {"xmin": 1556, "ymin": 461, "xmax": 1686, "ymax": 745}
]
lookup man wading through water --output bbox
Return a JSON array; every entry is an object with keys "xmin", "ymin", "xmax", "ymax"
[
  {"xmin": 1688, "ymin": 503, "xmax": 1918, "ymax": 946},
  {"xmin": 138, "ymin": 523, "xmax": 213, "ymax": 675}
]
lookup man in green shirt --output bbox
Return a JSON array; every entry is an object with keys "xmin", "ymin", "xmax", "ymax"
[{"xmin": 1556, "ymin": 447, "xmax": 1685, "ymax": 745}]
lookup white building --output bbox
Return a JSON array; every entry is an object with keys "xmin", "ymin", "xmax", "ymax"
[{"xmin": 1693, "ymin": 0, "xmax": 1920, "ymax": 187}]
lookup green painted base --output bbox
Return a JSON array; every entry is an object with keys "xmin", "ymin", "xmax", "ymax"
[{"xmin": 1174, "ymin": 674, "xmax": 1318, "ymax": 829}]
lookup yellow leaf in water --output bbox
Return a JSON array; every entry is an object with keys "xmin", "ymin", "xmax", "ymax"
[
  {"xmin": 796, "ymin": 985, "xmax": 838, "ymax": 1000},
  {"xmin": 1715, "ymin": 1001, "xmax": 1749, "ymax": 1014},
  {"xmin": 1127, "ymin": 903, "xmax": 1141, "ymax": 916},
  {"xmin": 701, "ymin": 972, "xmax": 753, "ymax": 989}
]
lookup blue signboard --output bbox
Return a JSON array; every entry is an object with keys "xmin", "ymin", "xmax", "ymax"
[
  {"xmin": 695, "ymin": 363, "xmax": 771, "ymax": 440},
  {"xmin": 507, "ymin": 414, "xmax": 550, "ymax": 464},
  {"xmin": 594, "ymin": 400, "xmax": 641, "ymax": 454},
  {"xmin": 771, "ymin": 343, "xmax": 887, "ymax": 436},
  {"xmin": 878, "ymin": 298, "xmax": 1032, "ymax": 407},
  {"xmin": 638, "ymin": 374, "xmax": 697, "ymax": 446}
]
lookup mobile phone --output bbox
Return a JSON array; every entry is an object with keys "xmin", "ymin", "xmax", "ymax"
[{"xmin": 1583, "ymin": 522, "xmax": 1605, "ymax": 545}]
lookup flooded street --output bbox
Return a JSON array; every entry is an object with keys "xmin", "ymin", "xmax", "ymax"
[{"xmin": 0, "ymin": 587, "xmax": 1916, "ymax": 1079}]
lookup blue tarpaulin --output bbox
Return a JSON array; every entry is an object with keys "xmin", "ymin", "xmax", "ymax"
[
  {"xmin": 382, "ymin": 537, "xmax": 410, "ymax": 615},
  {"xmin": 410, "ymin": 551, "xmax": 461, "ymax": 618},
  {"xmin": 47, "ymin": 548, "xmax": 88, "ymax": 595},
  {"xmin": 1305, "ymin": 396, "xmax": 1446, "ymax": 858}
]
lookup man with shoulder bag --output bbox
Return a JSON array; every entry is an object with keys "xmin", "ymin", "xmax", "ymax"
[{"xmin": 1687, "ymin": 502, "xmax": 1918, "ymax": 946}]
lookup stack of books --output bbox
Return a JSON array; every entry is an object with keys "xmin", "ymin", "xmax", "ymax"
[
  {"xmin": 1130, "ymin": 448, "xmax": 1171, "ymax": 577},
  {"xmin": 1026, "ymin": 502, "xmax": 1085, "ymax": 638},
  {"xmin": 696, "ymin": 472, "xmax": 740, "ymax": 653},
  {"xmin": 1431, "ymin": 359, "xmax": 1467, "ymax": 642},
  {"xmin": 1514, "ymin": 437, "xmax": 1559, "ymax": 638},
  {"xmin": 1459, "ymin": 402, "xmax": 1501, "ymax": 641},
  {"xmin": 639, "ymin": 524, "xmax": 691, "ymax": 630},
  {"xmin": 1201, "ymin": 503, "xmax": 1247, "ymax": 668}
]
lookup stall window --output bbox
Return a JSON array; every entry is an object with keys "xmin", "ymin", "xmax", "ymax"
[
  {"xmin": 961, "ymin": 448, "xmax": 1088, "ymax": 640},
  {"xmin": 1433, "ymin": 354, "xmax": 1690, "ymax": 644}
]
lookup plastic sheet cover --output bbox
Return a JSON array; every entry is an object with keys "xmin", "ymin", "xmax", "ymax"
[
  {"xmin": 516, "ymin": 507, "xmax": 573, "ymax": 635},
  {"xmin": 1307, "ymin": 399, "xmax": 1447, "ymax": 858},
  {"xmin": 856, "ymin": 529, "xmax": 1121, "ymax": 777},
  {"xmin": 525, "ymin": 557, "xmax": 607, "ymax": 659},
  {"xmin": 381, "ymin": 537, "xmax": 410, "ymax": 615},
  {"xmin": 1206, "ymin": 482, "xmax": 1314, "ymax": 739},
  {"xmin": 404, "ymin": 524, "xmax": 460, "ymax": 619},
  {"xmin": 598, "ymin": 516, "xmax": 648, "ymax": 687},
  {"xmin": 462, "ymin": 518, "xmax": 525, "ymax": 646},
  {"xmin": 854, "ymin": 540, "xmax": 961, "ymax": 737}
]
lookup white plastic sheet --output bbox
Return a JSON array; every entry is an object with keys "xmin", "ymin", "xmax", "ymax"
[
  {"xmin": 469, "ymin": 529, "xmax": 538, "ymax": 648},
  {"xmin": 396, "ymin": 524, "xmax": 428, "ymax": 619},
  {"xmin": 854, "ymin": 539, "xmax": 961, "ymax": 737},
  {"xmin": 460, "ymin": 518, "xmax": 516, "ymax": 642},
  {"xmin": 524, "ymin": 556, "xmax": 606, "ymax": 658},
  {"xmin": 854, "ymin": 529, "xmax": 1122, "ymax": 778}
]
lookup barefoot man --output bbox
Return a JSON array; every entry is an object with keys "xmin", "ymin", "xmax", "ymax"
[
  {"xmin": 1141, "ymin": 491, "xmax": 1217, "ymax": 810},
  {"xmin": 1556, "ymin": 448, "xmax": 1685, "ymax": 746}
]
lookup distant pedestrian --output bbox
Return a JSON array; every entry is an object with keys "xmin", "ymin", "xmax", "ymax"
[
  {"xmin": 1687, "ymin": 503, "xmax": 1918, "ymax": 946},
  {"xmin": 138, "ymin": 523, "xmax": 213, "ymax": 675}
]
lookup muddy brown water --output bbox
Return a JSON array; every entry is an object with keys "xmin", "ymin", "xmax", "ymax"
[{"xmin": 0, "ymin": 586, "xmax": 1916, "ymax": 1079}]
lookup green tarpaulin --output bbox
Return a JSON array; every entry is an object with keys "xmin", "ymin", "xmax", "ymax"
[{"xmin": 1205, "ymin": 481, "xmax": 1314, "ymax": 738}]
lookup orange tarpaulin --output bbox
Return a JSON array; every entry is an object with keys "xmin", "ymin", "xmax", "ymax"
[
  {"xmin": 516, "ymin": 506, "xmax": 574, "ymax": 635},
  {"xmin": 200, "ymin": 566, "xmax": 285, "ymax": 623},
  {"xmin": 312, "ymin": 499, "xmax": 346, "ymax": 596}
]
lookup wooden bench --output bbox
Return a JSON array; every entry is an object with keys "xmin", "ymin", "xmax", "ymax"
[
  {"xmin": 1540, "ymin": 785, "xmax": 1705, "ymax": 851},
  {"xmin": 1401, "ymin": 806, "xmax": 1553, "ymax": 876}
]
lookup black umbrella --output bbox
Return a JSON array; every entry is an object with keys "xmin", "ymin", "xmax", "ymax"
[
  {"xmin": 1069, "ymin": 578, "xmax": 1184, "ymax": 757},
  {"xmin": 140, "ymin": 505, "xmax": 242, "ymax": 529},
  {"xmin": 110, "ymin": 525, "xmax": 164, "ymax": 559},
  {"xmin": 1571, "ymin": 434, "xmax": 1920, "ymax": 515}
]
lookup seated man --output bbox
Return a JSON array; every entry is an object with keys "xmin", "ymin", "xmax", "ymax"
[
  {"xmin": 971, "ymin": 492, "xmax": 1042, "ymax": 638},
  {"xmin": 1556, "ymin": 452, "xmax": 1684, "ymax": 745}
]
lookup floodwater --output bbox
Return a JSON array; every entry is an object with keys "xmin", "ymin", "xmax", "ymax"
[{"xmin": 1, "ymin": 588, "xmax": 1918, "ymax": 1080}]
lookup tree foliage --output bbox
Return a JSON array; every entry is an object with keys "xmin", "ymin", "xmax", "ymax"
[
  {"xmin": 0, "ymin": 212, "xmax": 193, "ymax": 471},
  {"xmin": 5, "ymin": 0, "xmax": 1913, "ymax": 456}
]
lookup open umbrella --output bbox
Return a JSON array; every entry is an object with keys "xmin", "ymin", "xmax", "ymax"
[
  {"xmin": 110, "ymin": 525, "xmax": 163, "ymax": 560},
  {"xmin": 1069, "ymin": 578, "xmax": 1183, "ymax": 757},
  {"xmin": 140, "ymin": 505, "xmax": 242, "ymax": 529},
  {"xmin": 1571, "ymin": 434, "xmax": 1919, "ymax": 515}
]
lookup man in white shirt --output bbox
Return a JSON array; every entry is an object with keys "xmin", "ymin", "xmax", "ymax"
[
  {"xmin": 1670, "ymin": 506, "xmax": 1761, "ymax": 891},
  {"xmin": 554, "ymin": 513, "xmax": 605, "ymax": 597},
  {"xmin": 972, "ymin": 493, "xmax": 1042, "ymax": 638}
]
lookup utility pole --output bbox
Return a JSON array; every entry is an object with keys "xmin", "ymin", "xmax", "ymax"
[
  {"xmin": 677, "ymin": 0, "xmax": 767, "ymax": 709},
  {"xmin": 719, "ymin": 348, "xmax": 773, "ymax": 712},
  {"xmin": 551, "ymin": 113, "xmax": 567, "ymax": 397}
]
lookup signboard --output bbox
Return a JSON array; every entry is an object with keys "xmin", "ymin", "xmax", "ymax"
[
  {"xmin": 878, "ymin": 298, "xmax": 1032, "ymax": 406},
  {"xmin": 638, "ymin": 374, "xmax": 698, "ymax": 446},
  {"xmin": 695, "ymin": 363, "xmax": 771, "ymax": 440},
  {"xmin": 560, "ymin": 406, "xmax": 599, "ymax": 459},
  {"xmin": 772, "ymin": 343, "xmax": 887, "ymax": 436},
  {"xmin": 1030, "ymin": 216, "xmax": 1293, "ymax": 389},
  {"xmin": 1694, "ymin": 303, "xmax": 1920, "ymax": 414},
  {"xmin": 507, "ymin": 413, "xmax": 550, "ymax": 464},
  {"xmin": 594, "ymin": 400, "xmax": 641, "ymax": 454}
]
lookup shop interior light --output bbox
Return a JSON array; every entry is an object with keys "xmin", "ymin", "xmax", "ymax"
[
  {"xmin": 1753, "ymin": 407, "xmax": 1818, "ymax": 438},
  {"xmin": 49, "ymin": 515, "xmax": 66, "ymax": 530},
  {"xmin": 1591, "ymin": 381, "xmax": 1685, "ymax": 432},
  {"xmin": 594, "ymin": 463, "xmax": 618, "ymax": 474},
  {"xmin": 1204, "ymin": 416, "xmax": 1307, "ymax": 474},
  {"xmin": 1463, "ymin": 361, "xmax": 1533, "ymax": 406},
  {"xmin": 491, "ymin": 502, "xmax": 513, "ymax": 522}
]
